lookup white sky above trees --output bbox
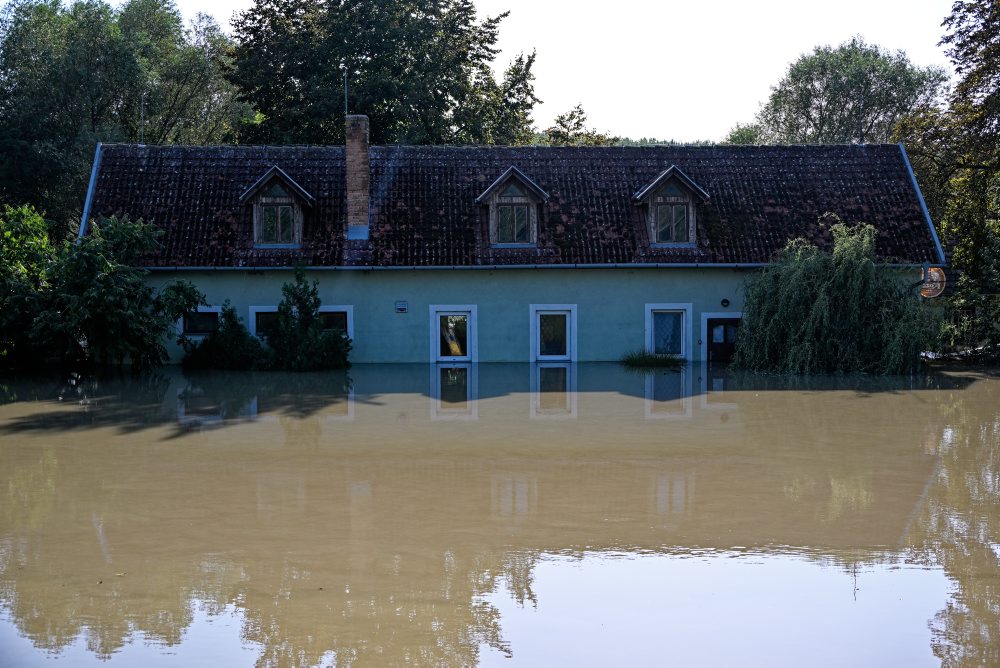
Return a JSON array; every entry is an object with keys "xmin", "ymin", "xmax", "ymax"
[{"xmin": 175, "ymin": 0, "xmax": 955, "ymax": 142}]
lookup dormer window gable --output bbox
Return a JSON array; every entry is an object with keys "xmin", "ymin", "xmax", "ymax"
[
  {"xmin": 633, "ymin": 166, "xmax": 709, "ymax": 246},
  {"xmin": 476, "ymin": 166, "xmax": 549, "ymax": 247},
  {"xmin": 239, "ymin": 166, "xmax": 315, "ymax": 248}
]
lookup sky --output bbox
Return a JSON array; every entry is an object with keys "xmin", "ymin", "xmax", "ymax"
[{"xmin": 174, "ymin": 0, "xmax": 956, "ymax": 142}]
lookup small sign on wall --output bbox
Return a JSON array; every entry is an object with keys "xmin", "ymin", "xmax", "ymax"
[{"xmin": 395, "ymin": 301, "xmax": 408, "ymax": 313}]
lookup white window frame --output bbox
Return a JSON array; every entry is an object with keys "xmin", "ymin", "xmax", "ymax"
[
  {"xmin": 249, "ymin": 305, "xmax": 354, "ymax": 340},
  {"xmin": 645, "ymin": 303, "xmax": 693, "ymax": 359},
  {"xmin": 529, "ymin": 304, "xmax": 577, "ymax": 362},
  {"xmin": 175, "ymin": 304, "xmax": 222, "ymax": 340},
  {"xmin": 429, "ymin": 304, "xmax": 478, "ymax": 363}
]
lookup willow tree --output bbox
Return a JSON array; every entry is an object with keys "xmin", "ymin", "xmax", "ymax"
[{"xmin": 735, "ymin": 221, "xmax": 939, "ymax": 374}]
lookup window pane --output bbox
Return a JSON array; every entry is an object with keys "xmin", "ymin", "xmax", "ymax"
[
  {"xmin": 539, "ymin": 313, "xmax": 567, "ymax": 357},
  {"xmin": 183, "ymin": 311, "xmax": 219, "ymax": 335},
  {"xmin": 256, "ymin": 312, "xmax": 279, "ymax": 341},
  {"xmin": 653, "ymin": 311, "xmax": 683, "ymax": 355},
  {"xmin": 501, "ymin": 182, "xmax": 525, "ymax": 197},
  {"xmin": 498, "ymin": 206, "xmax": 514, "ymax": 243},
  {"xmin": 320, "ymin": 311, "xmax": 348, "ymax": 333},
  {"xmin": 278, "ymin": 206, "xmax": 294, "ymax": 243},
  {"xmin": 262, "ymin": 206, "xmax": 277, "ymax": 242},
  {"xmin": 265, "ymin": 182, "xmax": 288, "ymax": 197},
  {"xmin": 656, "ymin": 205, "xmax": 671, "ymax": 242},
  {"xmin": 673, "ymin": 205, "xmax": 688, "ymax": 242},
  {"xmin": 439, "ymin": 314, "xmax": 468, "ymax": 357},
  {"xmin": 513, "ymin": 205, "xmax": 529, "ymax": 242}
]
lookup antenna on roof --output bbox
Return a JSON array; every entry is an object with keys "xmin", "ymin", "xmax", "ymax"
[
  {"xmin": 140, "ymin": 90, "xmax": 146, "ymax": 146},
  {"xmin": 344, "ymin": 70, "xmax": 348, "ymax": 117}
]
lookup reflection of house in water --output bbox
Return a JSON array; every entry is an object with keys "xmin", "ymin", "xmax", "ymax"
[
  {"xmin": 530, "ymin": 363, "xmax": 576, "ymax": 419},
  {"xmin": 0, "ymin": 364, "xmax": 985, "ymax": 665},
  {"xmin": 430, "ymin": 364, "xmax": 478, "ymax": 420}
]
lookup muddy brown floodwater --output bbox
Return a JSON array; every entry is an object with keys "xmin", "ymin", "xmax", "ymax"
[{"xmin": 0, "ymin": 364, "xmax": 997, "ymax": 667}]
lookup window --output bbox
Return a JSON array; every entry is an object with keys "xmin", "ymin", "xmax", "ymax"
[
  {"xmin": 253, "ymin": 181, "xmax": 302, "ymax": 247},
  {"xmin": 251, "ymin": 305, "xmax": 353, "ymax": 342},
  {"xmin": 177, "ymin": 305, "xmax": 222, "ymax": 338},
  {"xmin": 492, "ymin": 181, "xmax": 536, "ymax": 245},
  {"xmin": 652, "ymin": 181, "xmax": 692, "ymax": 244},
  {"xmin": 430, "ymin": 305, "xmax": 478, "ymax": 362},
  {"xmin": 645, "ymin": 304, "xmax": 692, "ymax": 359},
  {"xmin": 530, "ymin": 304, "xmax": 577, "ymax": 361},
  {"xmin": 183, "ymin": 311, "xmax": 219, "ymax": 336}
]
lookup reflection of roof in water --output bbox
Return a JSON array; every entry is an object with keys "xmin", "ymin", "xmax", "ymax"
[{"xmin": 1, "ymin": 365, "xmax": 997, "ymax": 663}]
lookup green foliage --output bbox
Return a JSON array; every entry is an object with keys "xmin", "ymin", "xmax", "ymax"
[
  {"xmin": 734, "ymin": 37, "xmax": 946, "ymax": 144},
  {"xmin": 735, "ymin": 221, "xmax": 940, "ymax": 374},
  {"xmin": 619, "ymin": 350, "xmax": 685, "ymax": 369},
  {"xmin": 181, "ymin": 301, "xmax": 265, "ymax": 371},
  {"xmin": 267, "ymin": 268, "xmax": 351, "ymax": 371},
  {"xmin": 895, "ymin": 1, "xmax": 1000, "ymax": 362},
  {"xmin": 229, "ymin": 0, "xmax": 538, "ymax": 145},
  {"xmin": 0, "ymin": 204, "xmax": 52, "ymax": 362},
  {"xmin": 0, "ymin": 0, "xmax": 250, "ymax": 227},
  {"xmin": 722, "ymin": 122, "xmax": 767, "ymax": 145},
  {"xmin": 26, "ymin": 215, "xmax": 205, "ymax": 371},
  {"xmin": 538, "ymin": 104, "xmax": 618, "ymax": 146}
]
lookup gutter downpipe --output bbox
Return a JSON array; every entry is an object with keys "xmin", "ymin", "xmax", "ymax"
[
  {"xmin": 77, "ymin": 142, "xmax": 103, "ymax": 244},
  {"xmin": 899, "ymin": 143, "xmax": 946, "ymax": 265}
]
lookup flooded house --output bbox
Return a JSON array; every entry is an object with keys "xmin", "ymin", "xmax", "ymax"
[{"xmin": 80, "ymin": 116, "xmax": 945, "ymax": 363}]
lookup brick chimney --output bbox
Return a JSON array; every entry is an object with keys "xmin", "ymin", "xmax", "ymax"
[{"xmin": 345, "ymin": 114, "xmax": 370, "ymax": 241}]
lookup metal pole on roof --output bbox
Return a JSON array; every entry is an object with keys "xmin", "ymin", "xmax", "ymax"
[
  {"xmin": 344, "ymin": 70, "xmax": 348, "ymax": 116},
  {"xmin": 140, "ymin": 90, "xmax": 146, "ymax": 146}
]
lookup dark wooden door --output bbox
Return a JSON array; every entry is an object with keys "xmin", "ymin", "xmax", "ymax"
[{"xmin": 707, "ymin": 318, "xmax": 741, "ymax": 363}]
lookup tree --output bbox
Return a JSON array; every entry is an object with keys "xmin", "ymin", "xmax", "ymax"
[
  {"xmin": 0, "ymin": 0, "xmax": 250, "ymax": 227},
  {"xmin": 181, "ymin": 301, "xmax": 265, "ymax": 371},
  {"xmin": 722, "ymin": 122, "xmax": 766, "ymax": 145},
  {"xmin": 895, "ymin": 1, "xmax": 1000, "ymax": 360},
  {"xmin": 736, "ymin": 37, "xmax": 947, "ymax": 144},
  {"xmin": 267, "ymin": 268, "xmax": 351, "ymax": 371},
  {"xmin": 0, "ymin": 204, "xmax": 52, "ymax": 364},
  {"xmin": 539, "ymin": 104, "xmax": 617, "ymax": 146},
  {"xmin": 228, "ymin": 0, "xmax": 539, "ymax": 145},
  {"xmin": 735, "ymin": 220, "xmax": 939, "ymax": 374},
  {"xmin": 30, "ymin": 215, "xmax": 204, "ymax": 370}
]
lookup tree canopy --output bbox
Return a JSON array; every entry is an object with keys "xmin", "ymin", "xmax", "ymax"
[
  {"xmin": 228, "ymin": 0, "xmax": 539, "ymax": 145},
  {"xmin": 725, "ymin": 37, "xmax": 947, "ymax": 145},
  {"xmin": 0, "ymin": 0, "xmax": 249, "ymax": 225},
  {"xmin": 895, "ymin": 1, "xmax": 1000, "ymax": 359}
]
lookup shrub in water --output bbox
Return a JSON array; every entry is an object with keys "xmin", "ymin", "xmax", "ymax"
[
  {"xmin": 182, "ymin": 301, "xmax": 264, "ymax": 370},
  {"xmin": 266, "ymin": 268, "xmax": 351, "ymax": 371},
  {"xmin": 735, "ymin": 220, "xmax": 940, "ymax": 374}
]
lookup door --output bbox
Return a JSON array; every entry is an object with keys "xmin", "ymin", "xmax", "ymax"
[{"xmin": 707, "ymin": 318, "xmax": 740, "ymax": 363}]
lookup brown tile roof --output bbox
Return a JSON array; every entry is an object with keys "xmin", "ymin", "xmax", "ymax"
[{"xmin": 88, "ymin": 143, "xmax": 942, "ymax": 268}]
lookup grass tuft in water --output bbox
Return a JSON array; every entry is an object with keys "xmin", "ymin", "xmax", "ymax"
[{"xmin": 619, "ymin": 350, "xmax": 685, "ymax": 369}]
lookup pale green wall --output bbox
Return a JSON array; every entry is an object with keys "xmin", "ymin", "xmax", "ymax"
[{"xmin": 149, "ymin": 268, "xmax": 751, "ymax": 363}]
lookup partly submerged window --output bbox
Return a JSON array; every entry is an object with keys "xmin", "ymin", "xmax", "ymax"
[
  {"xmin": 651, "ymin": 310, "xmax": 684, "ymax": 355},
  {"xmin": 182, "ymin": 311, "xmax": 219, "ymax": 336},
  {"xmin": 430, "ymin": 305, "xmax": 478, "ymax": 362}
]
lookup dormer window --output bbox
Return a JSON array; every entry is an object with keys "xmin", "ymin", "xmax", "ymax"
[
  {"xmin": 259, "ymin": 183, "xmax": 296, "ymax": 244},
  {"xmin": 654, "ymin": 182, "xmax": 691, "ymax": 244},
  {"xmin": 476, "ymin": 167, "xmax": 549, "ymax": 247},
  {"xmin": 239, "ymin": 165, "xmax": 316, "ymax": 248},
  {"xmin": 633, "ymin": 166, "xmax": 710, "ymax": 247}
]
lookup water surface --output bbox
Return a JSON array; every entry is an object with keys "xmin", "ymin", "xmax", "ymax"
[{"xmin": 0, "ymin": 364, "xmax": 997, "ymax": 666}]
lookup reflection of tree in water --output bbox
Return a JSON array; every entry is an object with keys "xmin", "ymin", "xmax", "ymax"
[{"xmin": 906, "ymin": 380, "xmax": 1000, "ymax": 666}]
